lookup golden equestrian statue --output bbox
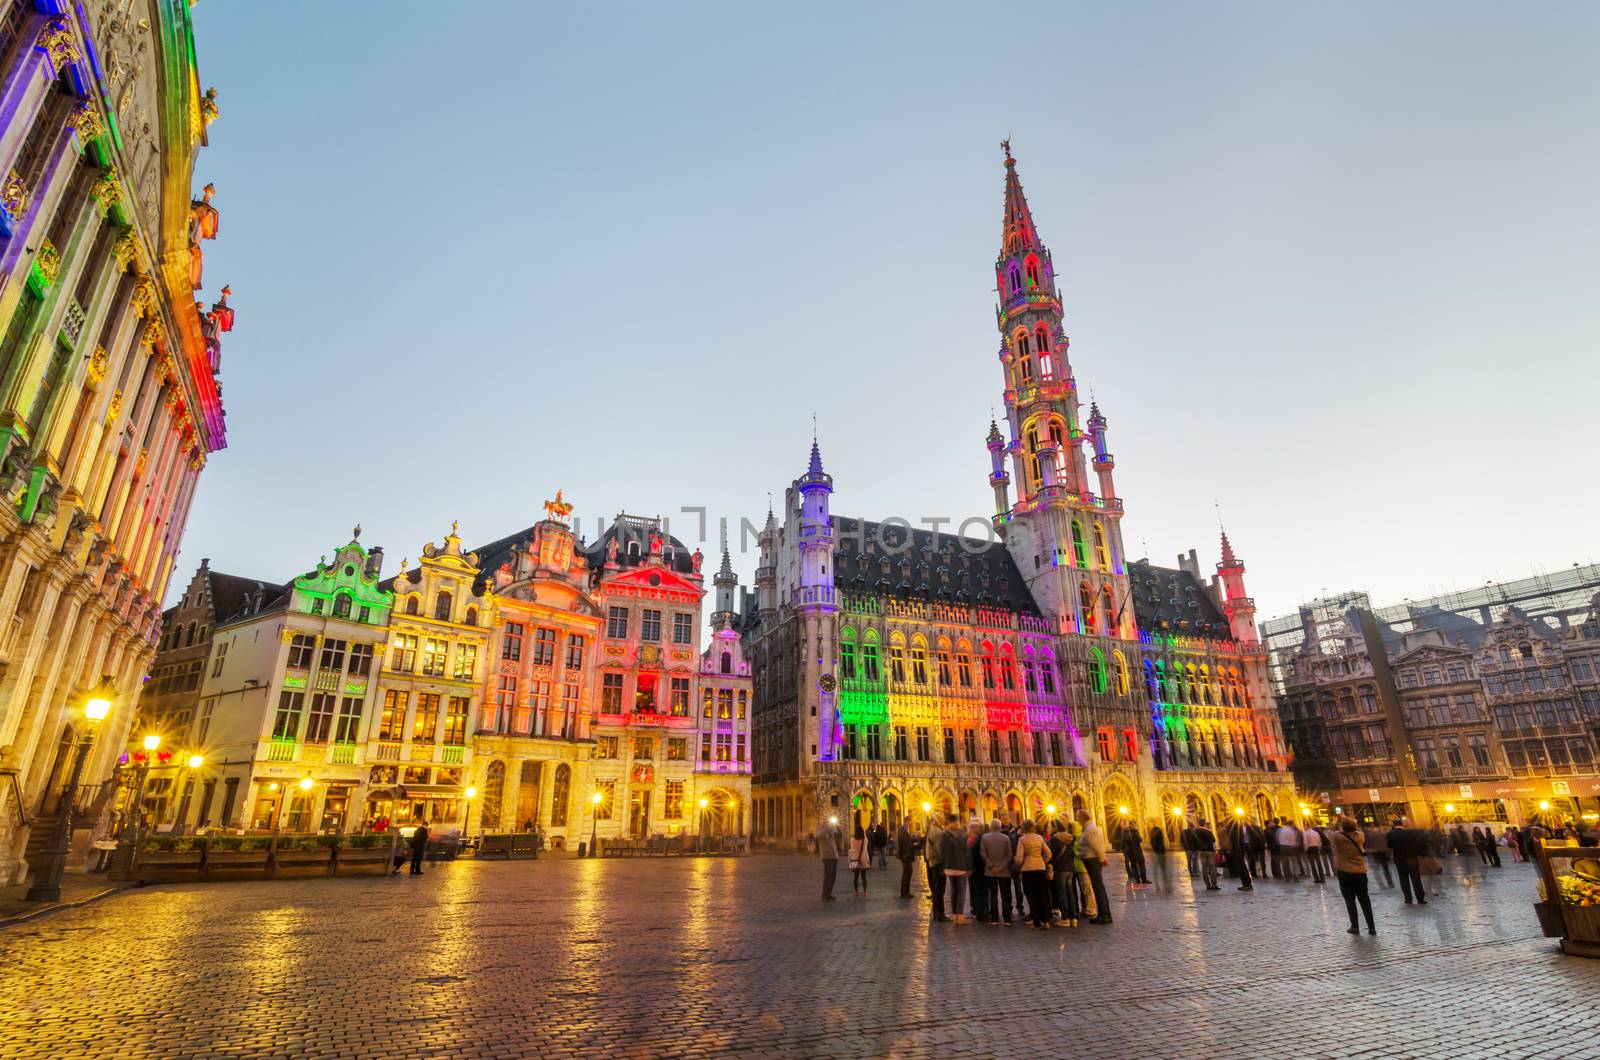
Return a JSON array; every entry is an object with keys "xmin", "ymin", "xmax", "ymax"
[{"xmin": 543, "ymin": 489, "xmax": 574, "ymax": 524}]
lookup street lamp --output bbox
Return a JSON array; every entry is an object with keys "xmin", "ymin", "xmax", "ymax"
[
  {"xmin": 111, "ymin": 729, "xmax": 161, "ymax": 876},
  {"xmin": 173, "ymin": 754, "xmax": 205, "ymax": 835},
  {"xmin": 462, "ymin": 786, "xmax": 477, "ymax": 839},
  {"xmin": 279, "ymin": 776, "xmax": 314, "ymax": 832},
  {"xmin": 589, "ymin": 790, "xmax": 603, "ymax": 857},
  {"xmin": 26, "ymin": 684, "xmax": 113, "ymax": 902}
]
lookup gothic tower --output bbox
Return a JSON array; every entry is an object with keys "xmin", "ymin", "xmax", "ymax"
[
  {"xmin": 992, "ymin": 145, "xmax": 1132, "ymax": 646},
  {"xmin": 711, "ymin": 542, "xmax": 738, "ymax": 629},
  {"xmin": 793, "ymin": 439, "xmax": 839, "ymax": 766}
]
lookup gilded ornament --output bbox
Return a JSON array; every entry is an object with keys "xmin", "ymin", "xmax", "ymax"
[
  {"xmin": 68, "ymin": 102, "xmax": 105, "ymax": 144},
  {"xmin": 134, "ymin": 448, "xmax": 148, "ymax": 478},
  {"xmin": 106, "ymin": 388, "xmax": 123, "ymax": 423},
  {"xmin": 141, "ymin": 318, "xmax": 164, "ymax": 348},
  {"xmin": 280, "ymin": 627, "xmax": 297, "ymax": 643},
  {"xmin": 88, "ymin": 345, "xmax": 108, "ymax": 385},
  {"xmin": 156, "ymin": 352, "xmax": 176, "ymax": 379},
  {"xmin": 189, "ymin": 451, "xmax": 206, "ymax": 472},
  {"xmin": 38, "ymin": 19, "xmax": 80, "ymax": 75},
  {"xmin": 113, "ymin": 228, "xmax": 143, "ymax": 268},
  {"xmin": 33, "ymin": 241, "xmax": 59, "ymax": 285},
  {"xmin": 91, "ymin": 166, "xmax": 121, "ymax": 212},
  {"xmin": 200, "ymin": 87, "xmax": 220, "ymax": 127},
  {"xmin": 1, "ymin": 169, "xmax": 27, "ymax": 220},
  {"xmin": 131, "ymin": 275, "xmax": 157, "ymax": 317},
  {"xmin": 163, "ymin": 388, "xmax": 180, "ymax": 409}
]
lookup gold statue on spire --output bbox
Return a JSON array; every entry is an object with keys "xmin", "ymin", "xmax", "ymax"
[{"xmin": 544, "ymin": 489, "xmax": 573, "ymax": 525}]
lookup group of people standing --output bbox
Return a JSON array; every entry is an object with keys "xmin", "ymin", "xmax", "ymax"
[{"xmin": 817, "ymin": 809, "xmax": 1117, "ymax": 930}]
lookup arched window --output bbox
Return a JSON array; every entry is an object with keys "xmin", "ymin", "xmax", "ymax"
[
  {"xmin": 1093, "ymin": 525, "xmax": 1110, "ymax": 571},
  {"xmin": 481, "ymin": 760, "xmax": 505, "ymax": 830},
  {"xmin": 434, "ymin": 592, "xmax": 452, "ymax": 621},
  {"xmin": 405, "ymin": 595, "xmax": 420, "ymax": 616},
  {"xmin": 1071, "ymin": 521, "xmax": 1088, "ymax": 567},
  {"xmin": 862, "ymin": 630, "xmax": 880, "ymax": 681},
  {"xmin": 1016, "ymin": 331, "xmax": 1031, "ymax": 357},
  {"xmin": 464, "ymin": 606, "xmax": 478, "ymax": 626},
  {"xmin": 1025, "ymin": 422, "xmax": 1041, "ymax": 490},
  {"xmin": 1089, "ymin": 648, "xmax": 1108, "ymax": 695},
  {"xmin": 1025, "ymin": 257, "xmax": 1040, "ymax": 286},
  {"xmin": 1079, "ymin": 582, "xmax": 1097, "ymax": 634},
  {"xmin": 1008, "ymin": 264, "xmax": 1022, "ymax": 293},
  {"xmin": 332, "ymin": 593, "xmax": 352, "ymax": 619},
  {"xmin": 979, "ymin": 641, "xmax": 997, "ymax": 689},
  {"xmin": 955, "ymin": 639, "xmax": 974, "ymax": 687},
  {"xmin": 1034, "ymin": 325, "xmax": 1050, "ymax": 353},
  {"xmin": 721, "ymin": 651, "xmax": 732, "ymax": 674},
  {"xmin": 1101, "ymin": 586, "xmax": 1116, "ymax": 636},
  {"xmin": 1016, "ymin": 355, "xmax": 1033, "ymax": 385},
  {"xmin": 550, "ymin": 763, "xmax": 571, "ymax": 827},
  {"xmin": 1113, "ymin": 651, "xmax": 1130, "ymax": 696},
  {"xmin": 998, "ymin": 644, "xmax": 1017, "ymax": 691},
  {"xmin": 1200, "ymin": 664, "xmax": 1213, "ymax": 705},
  {"xmin": 1144, "ymin": 659, "xmax": 1159, "ymax": 700},
  {"xmin": 185, "ymin": 623, "xmax": 197, "ymax": 646},
  {"xmin": 840, "ymin": 627, "xmax": 857, "ymax": 680}
]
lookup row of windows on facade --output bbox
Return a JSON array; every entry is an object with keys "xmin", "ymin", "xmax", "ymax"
[
  {"xmin": 603, "ymin": 606, "xmax": 697, "ymax": 645},
  {"xmin": 838, "ymin": 635, "xmax": 1059, "ymax": 695},
  {"xmin": 835, "ymin": 724, "xmax": 1096, "ymax": 768},
  {"xmin": 282, "ymin": 636, "xmax": 376, "ymax": 677},
  {"xmin": 593, "ymin": 732, "xmax": 748, "ymax": 764},
  {"xmin": 589, "ymin": 778, "xmax": 711, "ymax": 822},
  {"xmin": 266, "ymin": 690, "xmax": 474, "ymax": 747},
  {"xmin": 373, "ymin": 690, "xmax": 473, "ymax": 745},
  {"xmin": 1501, "ymin": 736, "xmax": 1598, "ymax": 774},
  {"xmin": 158, "ymin": 622, "xmax": 209, "ymax": 652},
  {"xmin": 399, "ymin": 591, "xmax": 479, "ymax": 625},
  {"xmin": 307, "ymin": 593, "xmax": 378, "ymax": 623},
  {"xmin": 1485, "ymin": 668, "xmax": 1579, "ymax": 696}
]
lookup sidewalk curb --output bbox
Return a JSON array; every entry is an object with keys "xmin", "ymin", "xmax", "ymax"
[{"xmin": 0, "ymin": 881, "xmax": 142, "ymax": 929}]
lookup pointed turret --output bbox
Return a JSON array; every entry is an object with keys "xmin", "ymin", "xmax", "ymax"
[
  {"xmin": 1000, "ymin": 139, "xmax": 1041, "ymax": 256},
  {"xmin": 987, "ymin": 416, "xmax": 1012, "ymax": 524},
  {"xmin": 711, "ymin": 543, "xmax": 738, "ymax": 628},
  {"xmin": 1219, "ymin": 530, "xmax": 1239, "ymax": 570},
  {"xmin": 1215, "ymin": 526, "xmax": 1257, "ymax": 644}
]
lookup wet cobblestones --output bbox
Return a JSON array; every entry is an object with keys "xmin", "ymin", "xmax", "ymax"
[{"xmin": 2, "ymin": 853, "xmax": 1596, "ymax": 1058}]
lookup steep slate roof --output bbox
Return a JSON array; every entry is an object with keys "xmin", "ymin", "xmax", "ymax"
[
  {"xmin": 209, "ymin": 571, "xmax": 287, "ymax": 623},
  {"xmin": 829, "ymin": 515, "xmax": 1040, "ymax": 616},
  {"xmin": 465, "ymin": 517, "xmax": 698, "ymax": 596},
  {"xmin": 1126, "ymin": 559, "xmax": 1231, "ymax": 640}
]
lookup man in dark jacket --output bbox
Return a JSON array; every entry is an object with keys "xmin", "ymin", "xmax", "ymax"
[
  {"xmin": 1180, "ymin": 823, "xmax": 1198, "ymax": 877},
  {"xmin": 895, "ymin": 821, "xmax": 920, "ymax": 899},
  {"xmin": 408, "ymin": 823, "xmax": 430, "ymax": 875},
  {"xmin": 1194, "ymin": 821, "xmax": 1219, "ymax": 890},
  {"xmin": 1388, "ymin": 818, "xmax": 1427, "ymax": 905}
]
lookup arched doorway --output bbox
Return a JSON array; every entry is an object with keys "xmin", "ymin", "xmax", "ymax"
[
  {"xmin": 1210, "ymin": 793, "xmax": 1229, "ymax": 830},
  {"xmin": 883, "ymin": 792, "xmax": 901, "ymax": 829},
  {"xmin": 1004, "ymin": 792, "xmax": 1023, "ymax": 821},
  {"xmin": 1102, "ymin": 776, "xmax": 1137, "ymax": 842},
  {"xmin": 700, "ymin": 787, "xmax": 742, "ymax": 836},
  {"xmin": 1255, "ymin": 792, "xmax": 1274, "ymax": 823},
  {"xmin": 480, "ymin": 760, "xmax": 505, "ymax": 831},
  {"xmin": 982, "ymin": 791, "xmax": 1000, "ymax": 821}
]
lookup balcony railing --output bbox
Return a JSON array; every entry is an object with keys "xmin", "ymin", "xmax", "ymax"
[
  {"xmin": 331, "ymin": 742, "xmax": 357, "ymax": 764},
  {"xmin": 266, "ymin": 738, "xmax": 297, "ymax": 762},
  {"xmin": 440, "ymin": 745, "xmax": 465, "ymax": 765}
]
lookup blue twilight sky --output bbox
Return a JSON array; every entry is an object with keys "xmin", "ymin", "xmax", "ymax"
[{"xmin": 180, "ymin": 2, "xmax": 1600, "ymax": 622}]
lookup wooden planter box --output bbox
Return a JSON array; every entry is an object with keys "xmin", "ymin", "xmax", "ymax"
[
  {"xmin": 138, "ymin": 850, "xmax": 204, "ymax": 868},
  {"xmin": 1563, "ymin": 905, "xmax": 1600, "ymax": 944},
  {"xmin": 272, "ymin": 847, "xmax": 334, "ymax": 873},
  {"xmin": 205, "ymin": 849, "xmax": 272, "ymax": 866},
  {"xmin": 333, "ymin": 845, "xmax": 393, "ymax": 875},
  {"xmin": 1535, "ymin": 901, "xmax": 1566, "ymax": 938}
]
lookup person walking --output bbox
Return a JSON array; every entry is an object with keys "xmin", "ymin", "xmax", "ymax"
[
  {"xmin": 816, "ymin": 815, "xmax": 844, "ymax": 901},
  {"xmin": 1225, "ymin": 817, "xmax": 1254, "ymax": 891},
  {"xmin": 895, "ymin": 819, "xmax": 919, "ymax": 899},
  {"xmin": 1277, "ymin": 820, "xmax": 1304, "ymax": 881},
  {"xmin": 980, "ymin": 820, "xmax": 1015, "ymax": 925},
  {"xmin": 849, "ymin": 824, "xmax": 870, "ymax": 896},
  {"xmin": 1048, "ymin": 819, "xmax": 1080, "ymax": 925},
  {"xmin": 1265, "ymin": 817, "xmax": 1284, "ymax": 880},
  {"xmin": 1181, "ymin": 821, "xmax": 1199, "ymax": 878},
  {"xmin": 1076, "ymin": 809, "xmax": 1112, "ymax": 924},
  {"xmin": 924, "ymin": 813, "xmax": 948, "ymax": 921},
  {"xmin": 1303, "ymin": 821, "xmax": 1326, "ymax": 883},
  {"xmin": 1331, "ymin": 817, "xmax": 1376, "ymax": 935},
  {"xmin": 1015, "ymin": 819, "xmax": 1053, "ymax": 929},
  {"xmin": 1364, "ymin": 825, "xmax": 1395, "ymax": 886},
  {"xmin": 1000, "ymin": 815, "xmax": 1026, "ymax": 919},
  {"xmin": 1149, "ymin": 824, "xmax": 1172, "ymax": 890},
  {"xmin": 939, "ymin": 815, "xmax": 973, "ymax": 923},
  {"xmin": 1388, "ymin": 818, "xmax": 1427, "ymax": 905},
  {"xmin": 1121, "ymin": 821, "xmax": 1149, "ymax": 885},
  {"xmin": 1244, "ymin": 819, "xmax": 1267, "ymax": 880},
  {"xmin": 408, "ymin": 822, "xmax": 430, "ymax": 876},
  {"xmin": 870, "ymin": 822, "xmax": 889, "ymax": 869},
  {"xmin": 969, "ymin": 820, "xmax": 992, "ymax": 922},
  {"xmin": 1194, "ymin": 819, "xmax": 1220, "ymax": 890}
]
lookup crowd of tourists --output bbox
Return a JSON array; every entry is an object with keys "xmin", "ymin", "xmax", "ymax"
[{"xmin": 810, "ymin": 809, "xmax": 1597, "ymax": 937}]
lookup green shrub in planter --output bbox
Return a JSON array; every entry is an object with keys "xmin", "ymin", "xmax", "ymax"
[
  {"xmin": 313, "ymin": 835, "xmax": 342, "ymax": 849},
  {"xmin": 344, "ymin": 833, "xmax": 384, "ymax": 849}
]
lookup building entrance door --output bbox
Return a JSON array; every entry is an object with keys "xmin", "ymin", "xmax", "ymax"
[
  {"xmin": 516, "ymin": 762, "xmax": 542, "ymax": 830},
  {"xmin": 629, "ymin": 788, "xmax": 651, "ymax": 838}
]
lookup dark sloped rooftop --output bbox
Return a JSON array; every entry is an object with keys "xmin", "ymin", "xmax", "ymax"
[
  {"xmin": 209, "ymin": 571, "xmax": 288, "ymax": 624},
  {"xmin": 1127, "ymin": 560, "xmax": 1230, "ymax": 639},
  {"xmin": 830, "ymin": 515, "xmax": 1040, "ymax": 616}
]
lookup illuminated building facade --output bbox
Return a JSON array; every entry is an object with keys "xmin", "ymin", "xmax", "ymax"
[
  {"xmin": 365, "ymin": 524, "xmax": 493, "ymax": 829},
  {"xmin": 1275, "ymin": 585, "xmax": 1600, "ymax": 827},
  {"xmin": 189, "ymin": 532, "xmax": 391, "ymax": 833},
  {"xmin": 746, "ymin": 147, "xmax": 1292, "ymax": 844},
  {"xmin": 0, "ymin": 3, "xmax": 233, "ymax": 885}
]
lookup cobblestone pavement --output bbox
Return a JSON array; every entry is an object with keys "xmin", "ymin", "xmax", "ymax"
[{"xmin": 2, "ymin": 852, "xmax": 1597, "ymax": 1059}]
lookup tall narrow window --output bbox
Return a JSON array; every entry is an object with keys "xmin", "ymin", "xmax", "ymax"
[
  {"xmin": 1080, "ymin": 583, "xmax": 1097, "ymax": 634},
  {"xmin": 1071, "ymin": 522, "xmax": 1088, "ymax": 567},
  {"xmin": 378, "ymin": 691, "xmax": 407, "ymax": 740},
  {"xmin": 305, "ymin": 694, "xmax": 335, "ymax": 743},
  {"xmin": 413, "ymin": 694, "xmax": 441, "ymax": 743},
  {"xmin": 1093, "ymin": 525, "xmax": 1110, "ymax": 570},
  {"xmin": 1101, "ymin": 587, "xmax": 1116, "ymax": 637}
]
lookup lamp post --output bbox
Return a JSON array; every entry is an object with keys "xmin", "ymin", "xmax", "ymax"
[
  {"xmin": 26, "ymin": 686, "xmax": 113, "ymax": 902},
  {"xmin": 462, "ymin": 786, "xmax": 477, "ymax": 838},
  {"xmin": 111, "ymin": 731, "xmax": 160, "ymax": 876},
  {"xmin": 173, "ymin": 754, "xmax": 204, "ymax": 835},
  {"xmin": 589, "ymin": 789, "xmax": 603, "ymax": 857},
  {"xmin": 698, "ymin": 797, "xmax": 710, "ymax": 841}
]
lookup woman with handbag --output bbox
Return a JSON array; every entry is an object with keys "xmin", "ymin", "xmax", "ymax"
[
  {"xmin": 1015, "ymin": 819, "xmax": 1053, "ymax": 929},
  {"xmin": 1331, "ymin": 817, "xmax": 1376, "ymax": 935},
  {"xmin": 848, "ymin": 824, "xmax": 870, "ymax": 896}
]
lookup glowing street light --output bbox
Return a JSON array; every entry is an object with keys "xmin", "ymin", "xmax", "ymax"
[
  {"xmin": 27, "ymin": 682, "xmax": 114, "ymax": 901},
  {"xmin": 173, "ymin": 754, "xmax": 207, "ymax": 835},
  {"xmin": 142, "ymin": 734, "xmax": 161, "ymax": 753},
  {"xmin": 1118, "ymin": 805, "xmax": 1129, "ymax": 816},
  {"xmin": 187, "ymin": 754, "xmax": 204, "ymax": 770},
  {"xmin": 1444, "ymin": 803, "xmax": 1456, "ymax": 814},
  {"xmin": 462, "ymin": 786, "xmax": 477, "ymax": 839},
  {"xmin": 298, "ymin": 776, "xmax": 314, "ymax": 791},
  {"xmin": 1172, "ymin": 805, "xmax": 1186, "ymax": 818},
  {"xmin": 588, "ymin": 790, "xmax": 604, "ymax": 857}
]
